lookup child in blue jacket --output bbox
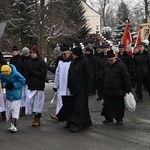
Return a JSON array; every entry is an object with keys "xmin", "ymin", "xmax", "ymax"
[{"xmin": 1, "ymin": 64, "xmax": 25, "ymax": 132}]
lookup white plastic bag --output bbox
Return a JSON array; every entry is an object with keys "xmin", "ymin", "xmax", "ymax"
[{"xmin": 124, "ymin": 92, "xmax": 136, "ymax": 112}]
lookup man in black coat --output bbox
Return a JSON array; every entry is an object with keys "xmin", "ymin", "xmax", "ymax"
[
  {"xmin": 84, "ymin": 47, "xmax": 96, "ymax": 94},
  {"xmin": 118, "ymin": 44, "xmax": 133, "ymax": 73},
  {"xmin": 101, "ymin": 50, "xmax": 131, "ymax": 125},
  {"xmin": 67, "ymin": 47, "xmax": 93, "ymax": 132},
  {"xmin": 9, "ymin": 46, "xmax": 21, "ymax": 70},
  {"xmin": 133, "ymin": 42, "xmax": 150, "ymax": 102},
  {"xmin": 94, "ymin": 45, "xmax": 103, "ymax": 100},
  {"xmin": 96, "ymin": 45, "xmax": 110, "ymax": 100}
]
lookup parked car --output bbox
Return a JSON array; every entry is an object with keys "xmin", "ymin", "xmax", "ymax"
[
  {"xmin": 46, "ymin": 58, "xmax": 56, "ymax": 82},
  {"xmin": 2, "ymin": 52, "xmax": 12, "ymax": 64},
  {"xmin": 47, "ymin": 58, "xmax": 56, "ymax": 73}
]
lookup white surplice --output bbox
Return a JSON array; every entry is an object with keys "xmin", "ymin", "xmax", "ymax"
[
  {"xmin": 25, "ymin": 90, "xmax": 45, "ymax": 115},
  {"xmin": 53, "ymin": 60, "xmax": 71, "ymax": 114},
  {"xmin": 0, "ymin": 90, "xmax": 5, "ymax": 112}
]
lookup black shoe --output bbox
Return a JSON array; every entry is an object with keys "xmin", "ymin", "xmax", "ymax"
[
  {"xmin": 116, "ymin": 121, "xmax": 123, "ymax": 125},
  {"xmin": 69, "ymin": 125, "xmax": 81, "ymax": 132},
  {"xmin": 103, "ymin": 120, "xmax": 113, "ymax": 124},
  {"xmin": 20, "ymin": 107, "xmax": 25, "ymax": 116},
  {"xmin": 96, "ymin": 97, "xmax": 102, "ymax": 101},
  {"xmin": 64, "ymin": 122, "xmax": 74, "ymax": 129},
  {"xmin": 136, "ymin": 98, "xmax": 142, "ymax": 102},
  {"xmin": 92, "ymin": 91, "xmax": 96, "ymax": 95}
]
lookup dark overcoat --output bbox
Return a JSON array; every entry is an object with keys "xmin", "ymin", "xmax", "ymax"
[
  {"xmin": 101, "ymin": 60, "xmax": 131, "ymax": 119},
  {"xmin": 64, "ymin": 55, "xmax": 93, "ymax": 127}
]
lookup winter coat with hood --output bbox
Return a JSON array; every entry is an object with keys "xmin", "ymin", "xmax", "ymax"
[
  {"xmin": 26, "ymin": 56, "xmax": 47, "ymax": 91},
  {"xmin": 1, "ymin": 64, "xmax": 26, "ymax": 101}
]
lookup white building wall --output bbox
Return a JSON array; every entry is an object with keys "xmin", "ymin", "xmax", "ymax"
[{"xmin": 82, "ymin": 2, "xmax": 101, "ymax": 34}]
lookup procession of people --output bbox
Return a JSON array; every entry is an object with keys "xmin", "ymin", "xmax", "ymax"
[{"xmin": 0, "ymin": 33, "xmax": 150, "ymax": 133}]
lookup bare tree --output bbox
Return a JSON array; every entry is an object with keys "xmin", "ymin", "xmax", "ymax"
[
  {"xmin": 0, "ymin": 0, "xmax": 89, "ymax": 59},
  {"xmin": 90, "ymin": 0, "xmax": 117, "ymax": 28}
]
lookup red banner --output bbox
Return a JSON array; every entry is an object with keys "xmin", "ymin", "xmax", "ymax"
[{"xmin": 121, "ymin": 20, "xmax": 132, "ymax": 55}]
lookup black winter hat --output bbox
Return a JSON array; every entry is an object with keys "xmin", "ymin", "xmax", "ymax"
[
  {"xmin": 107, "ymin": 50, "xmax": 115, "ymax": 58},
  {"xmin": 103, "ymin": 44, "xmax": 110, "ymax": 49},
  {"xmin": 72, "ymin": 47, "xmax": 83, "ymax": 57},
  {"xmin": 118, "ymin": 44, "xmax": 125, "ymax": 49},
  {"xmin": 85, "ymin": 47, "xmax": 93, "ymax": 53},
  {"xmin": 138, "ymin": 42, "xmax": 145, "ymax": 46},
  {"xmin": 95, "ymin": 44, "xmax": 102, "ymax": 50},
  {"xmin": 60, "ymin": 44, "xmax": 70, "ymax": 52},
  {"xmin": 12, "ymin": 46, "xmax": 19, "ymax": 51}
]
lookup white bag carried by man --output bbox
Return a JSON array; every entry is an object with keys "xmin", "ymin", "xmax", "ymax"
[{"xmin": 124, "ymin": 92, "xmax": 136, "ymax": 112}]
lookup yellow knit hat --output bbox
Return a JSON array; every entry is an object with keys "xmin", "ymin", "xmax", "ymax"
[{"xmin": 1, "ymin": 65, "xmax": 12, "ymax": 75}]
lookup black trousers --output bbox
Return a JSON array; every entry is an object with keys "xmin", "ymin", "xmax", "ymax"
[
  {"xmin": 136, "ymin": 76, "xmax": 150, "ymax": 99},
  {"xmin": 96, "ymin": 78, "xmax": 103, "ymax": 98},
  {"xmin": 58, "ymin": 94, "xmax": 92, "ymax": 128}
]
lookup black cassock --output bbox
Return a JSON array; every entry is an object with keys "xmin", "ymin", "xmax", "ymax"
[
  {"xmin": 58, "ymin": 55, "xmax": 93, "ymax": 128},
  {"xmin": 57, "ymin": 94, "xmax": 92, "ymax": 128},
  {"xmin": 101, "ymin": 95, "xmax": 125, "ymax": 120}
]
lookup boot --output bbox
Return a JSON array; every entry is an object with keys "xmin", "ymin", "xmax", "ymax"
[
  {"xmin": 8, "ymin": 118, "xmax": 18, "ymax": 132},
  {"xmin": 32, "ymin": 118, "xmax": 41, "ymax": 127},
  {"xmin": 8, "ymin": 123, "xmax": 18, "ymax": 132},
  {"xmin": 20, "ymin": 107, "xmax": 25, "ymax": 116},
  {"xmin": 0, "ymin": 111, "xmax": 6, "ymax": 121}
]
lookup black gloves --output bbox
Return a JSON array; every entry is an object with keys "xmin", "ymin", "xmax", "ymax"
[
  {"xmin": 5, "ymin": 83, "xmax": 14, "ymax": 90},
  {"xmin": 53, "ymin": 88, "xmax": 57, "ymax": 92}
]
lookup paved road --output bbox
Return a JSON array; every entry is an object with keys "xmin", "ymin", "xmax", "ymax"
[{"xmin": 0, "ymin": 82, "xmax": 150, "ymax": 150}]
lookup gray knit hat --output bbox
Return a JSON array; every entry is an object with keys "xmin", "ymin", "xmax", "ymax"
[
  {"xmin": 21, "ymin": 47, "xmax": 30, "ymax": 55},
  {"xmin": 54, "ymin": 46, "xmax": 61, "ymax": 57}
]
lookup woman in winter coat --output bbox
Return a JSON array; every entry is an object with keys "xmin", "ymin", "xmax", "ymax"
[{"xmin": 25, "ymin": 45, "xmax": 47, "ymax": 127}]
